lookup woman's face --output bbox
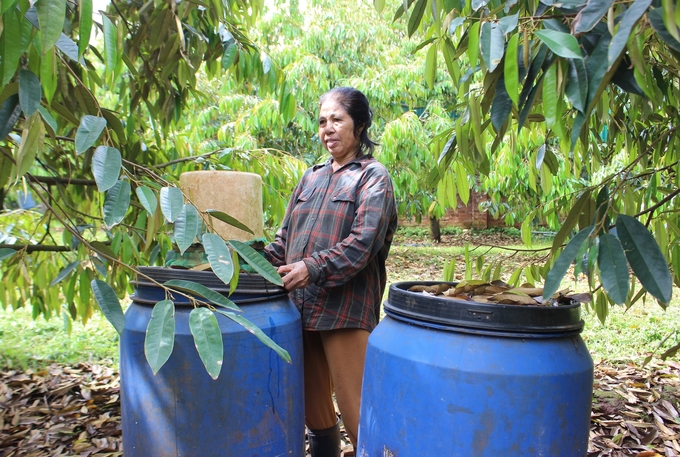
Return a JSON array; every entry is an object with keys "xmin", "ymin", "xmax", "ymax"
[{"xmin": 318, "ymin": 96, "xmax": 361, "ymax": 165}]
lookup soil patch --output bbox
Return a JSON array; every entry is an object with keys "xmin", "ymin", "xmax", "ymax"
[{"xmin": 1, "ymin": 361, "xmax": 680, "ymax": 456}]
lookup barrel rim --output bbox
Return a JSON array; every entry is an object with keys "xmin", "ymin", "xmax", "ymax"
[
  {"xmin": 386, "ymin": 281, "xmax": 584, "ymax": 334},
  {"xmin": 132, "ymin": 266, "xmax": 287, "ymax": 305}
]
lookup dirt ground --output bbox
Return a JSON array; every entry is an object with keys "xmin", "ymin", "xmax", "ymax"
[{"xmin": 1, "ymin": 361, "xmax": 680, "ymax": 456}]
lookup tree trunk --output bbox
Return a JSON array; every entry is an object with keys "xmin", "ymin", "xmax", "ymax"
[{"xmin": 429, "ymin": 216, "xmax": 441, "ymax": 243}]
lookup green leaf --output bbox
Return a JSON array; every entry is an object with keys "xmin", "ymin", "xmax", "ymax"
[
  {"xmin": 0, "ymin": 248, "xmax": 17, "ymax": 261},
  {"xmin": 480, "ymin": 22, "xmax": 504, "ymax": 72},
  {"xmin": 203, "ymin": 233, "xmax": 234, "ymax": 285},
  {"xmin": 78, "ymin": 0, "xmax": 93, "ymax": 58},
  {"xmin": 174, "ymin": 204, "xmax": 200, "ymax": 255},
  {"xmin": 228, "ymin": 240, "xmax": 283, "ymax": 286},
  {"xmin": 38, "ymin": 106, "xmax": 58, "ymax": 133},
  {"xmin": 101, "ymin": 109, "xmax": 126, "ymax": 144},
  {"xmin": 0, "ymin": 154, "xmax": 11, "ymax": 189},
  {"xmin": 594, "ymin": 185, "xmax": 610, "ymax": 236},
  {"xmin": 455, "ymin": 162, "xmax": 470, "ymax": 206},
  {"xmin": 101, "ymin": 14, "xmax": 118, "ymax": 79},
  {"xmin": 230, "ymin": 250, "xmax": 240, "ymax": 295},
  {"xmin": 521, "ymin": 214, "xmax": 533, "ymax": 247},
  {"xmin": 1, "ymin": 0, "xmax": 18, "ymax": 14},
  {"xmin": 18, "ymin": 70, "xmax": 41, "ymax": 117},
  {"xmin": 535, "ymin": 144, "xmax": 547, "ymax": 170},
  {"xmin": 662, "ymin": 0, "xmax": 680, "ymax": 42},
  {"xmin": 0, "ymin": 94, "xmax": 22, "ymax": 140},
  {"xmin": 616, "ymin": 215, "xmax": 673, "ymax": 304},
  {"xmin": 41, "ymin": 49, "xmax": 57, "ymax": 105},
  {"xmin": 491, "ymin": 75, "xmax": 512, "ymax": 132},
  {"xmin": 135, "ymin": 186, "xmax": 158, "ymax": 216},
  {"xmin": 584, "ymin": 34, "xmax": 611, "ymax": 111},
  {"xmin": 504, "ymin": 34, "xmax": 520, "ymax": 106},
  {"xmin": 543, "ymin": 226, "xmax": 593, "ymax": 299},
  {"xmin": 424, "ymin": 44, "xmax": 437, "ymax": 89},
  {"xmin": 608, "ymin": 0, "xmax": 653, "ymax": 68},
  {"xmin": 500, "ymin": 13, "xmax": 519, "ymax": 35},
  {"xmin": 535, "ymin": 30, "xmax": 583, "ymax": 59},
  {"xmin": 16, "ymin": 113, "xmax": 45, "ymax": 178},
  {"xmin": 552, "ymin": 190, "xmax": 592, "ymax": 256},
  {"xmin": 572, "ymin": 0, "xmax": 616, "ymax": 35},
  {"xmin": 543, "ymin": 64, "xmax": 559, "ymax": 129},
  {"xmin": 517, "ymin": 74, "xmax": 545, "ymax": 132},
  {"xmin": 75, "ymin": 115, "xmax": 107, "ymax": 154},
  {"xmin": 215, "ymin": 310, "xmax": 291, "ymax": 364},
  {"xmin": 281, "ymin": 92, "xmax": 297, "ymax": 123},
  {"xmin": 164, "ymin": 279, "xmax": 241, "ymax": 312},
  {"xmin": 160, "ymin": 187, "xmax": 184, "ymax": 222},
  {"xmin": 91, "ymin": 279, "xmax": 125, "ymax": 334},
  {"xmin": 55, "ymin": 33, "xmax": 81, "ymax": 63},
  {"xmin": 472, "ymin": 0, "xmax": 490, "ymax": 11},
  {"xmin": 407, "ymin": 0, "xmax": 427, "ymax": 37},
  {"xmin": 91, "ymin": 240, "xmax": 117, "ymax": 260},
  {"xmin": 206, "ymin": 210, "xmax": 254, "ymax": 234},
  {"xmin": 467, "ymin": 22, "xmax": 481, "ymax": 70},
  {"xmin": 543, "ymin": 148, "xmax": 559, "ymax": 174},
  {"xmin": 103, "ymin": 180, "xmax": 131, "ymax": 227},
  {"xmin": 144, "ymin": 300, "xmax": 175, "ymax": 375},
  {"xmin": 568, "ymin": 113, "xmax": 586, "ymax": 152},
  {"xmin": 393, "ymin": 0, "xmax": 415, "ymax": 21},
  {"xmin": 50, "ymin": 261, "xmax": 80, "ymax": 286},
  {"xmin": 597, "ymin": 233, "xmax": 629, "ymax": 305},
  {"xmin": 374, "ymin": 0, "xmax": 385, "ymax": 14},
  {"xmin": 442, "ymin": 38, "xmax": 460, "ymax": 84},
  {"xmin": 222, "ymin": 42, "xmax": 238, "ymax": 69},
  {"xmin": 649, "ymin": 8, "xmax": 680, "ymax": 52},
  {"xmin": 37, "ymin": 0, "xmax": 66, "ymax": 53},
  {"xmin": 1, "ymin": 10, "xmax": 32, "ymax": 87},
  {"xmin": 189, "ymin": 307, "xmax": 223, "ymax": 380},
  {"xmin": 92, "ymin": 146, "xmax": 122, "ymax": 192},
  {"xmin": 595, "ymin": 291, "xmax": 608, "ymax": 324}
]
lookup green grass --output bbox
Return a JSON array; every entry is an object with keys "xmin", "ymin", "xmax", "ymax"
[
  {"xmin": 395, "ymin": 225, "xmax": 527, "ymax": 241},
  {"xmin": 0, "ymin": 306, "xmax": 119, "ymax": 370},
  {"xmin": 581, "ymin": 298, "xmax": 680, "ymax": 365},
  {"xmin": 397, "ymin": 225, "xmax": 464, "ymax": 238}
]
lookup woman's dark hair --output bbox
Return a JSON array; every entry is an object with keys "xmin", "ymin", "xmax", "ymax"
[{"xmin": 319, "ymin": 87, "xmax": 378, "ymax": 156}]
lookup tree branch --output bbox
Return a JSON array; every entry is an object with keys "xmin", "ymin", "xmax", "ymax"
[
  {"xmin": 28, "ymin": 176, "xmax": 97, "ymax": 186},
  {"xmin": 634, "ymin": 187, "xmax": 680, "ymax": 224},
  {"xmin": 0, "ymin": 244, "xmax": 72, "ymax": 252},
  {"xmin": 154, "ymin": 148, "xmax": 226, "ymax": 168}
]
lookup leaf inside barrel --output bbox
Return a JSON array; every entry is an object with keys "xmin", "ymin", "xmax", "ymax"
[{"xmin": 408, "ymin": 283, "xmax": 451, "ymax": 295}]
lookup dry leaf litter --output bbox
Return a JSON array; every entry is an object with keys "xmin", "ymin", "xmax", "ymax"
[
  {"xmin": 408, "ymin": 280, "xmax": 592, "ymax": 306},
  {"xmin": 1, "ymin": 361, "xmax": 679, "ymax": 456}
]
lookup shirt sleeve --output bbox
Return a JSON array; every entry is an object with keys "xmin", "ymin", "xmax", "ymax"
[{"xmin": 303, "ymin": 165, "xmax": 396, "ymax": 287}]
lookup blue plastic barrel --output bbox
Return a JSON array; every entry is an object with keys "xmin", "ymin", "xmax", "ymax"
[
  {"xmin": 358, "ymin": 281, "xmax": 593, "ymax": 457},
  {"xmin": 121, "ymin": 267, "xmax": 304, "ymax": 457}
]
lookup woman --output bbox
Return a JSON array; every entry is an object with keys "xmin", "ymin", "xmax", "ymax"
[{"xmin": 265, "ymin": 87, "xmax": 398, "ymax": 457}]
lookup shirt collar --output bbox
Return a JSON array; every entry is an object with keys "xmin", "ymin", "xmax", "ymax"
[{"xmin": 314, "ymin": 153, "xmax": 369, "ymax": 171}]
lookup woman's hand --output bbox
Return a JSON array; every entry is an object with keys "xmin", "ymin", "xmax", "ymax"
[{"xmin": 277, "ymin": 261, "xmax": 310, "ymax": 291}]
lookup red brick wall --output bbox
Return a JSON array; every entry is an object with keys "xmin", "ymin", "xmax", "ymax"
[{"xmin": 439, "ymin": 191, "xmax": 507, "ymax": 229}]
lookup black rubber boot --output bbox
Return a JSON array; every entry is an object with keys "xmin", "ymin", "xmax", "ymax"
[{"xmin": 308, "ymin": 421, "xmax": 341, "ymax": 457}]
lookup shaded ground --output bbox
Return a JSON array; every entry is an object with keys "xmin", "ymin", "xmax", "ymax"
[{"xmin": 2, "ymin": 361, "xmax": 680, "ymax": 456}]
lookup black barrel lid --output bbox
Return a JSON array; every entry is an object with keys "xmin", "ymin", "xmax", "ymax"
[
  {"xmin": 131, "ymin": 266, "xmax": 287, "ymax": 305},
  {"xmin": 384, "ymin": 281, "xmax": 584, "ymax": 334}
]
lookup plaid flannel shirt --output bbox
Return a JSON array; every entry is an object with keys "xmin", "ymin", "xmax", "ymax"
[{"xmin": 264, "ymin": 154, "xmax": 398, "ymax": 331}]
